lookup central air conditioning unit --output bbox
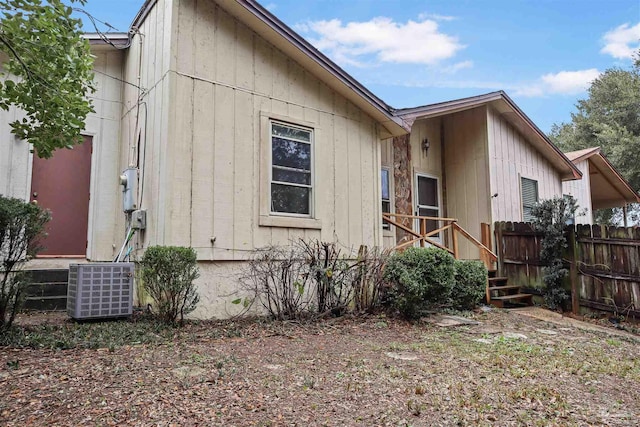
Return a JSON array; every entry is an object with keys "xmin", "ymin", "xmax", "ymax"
[{"xmin": 67, "ymin": 263, "xmax": 135, "ymax": 320}]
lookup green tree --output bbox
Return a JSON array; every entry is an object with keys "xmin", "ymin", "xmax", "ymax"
[
  {"xmin": 530, "ymin": 196, "xmax": 579, "ymax": 311},
  {"xmin": 550, "ymin": 54, "xmax": 640, "ymax": 224},
  {"xmin": 0, "ymin": 0, "xmax": 95, "ymax": 158}
]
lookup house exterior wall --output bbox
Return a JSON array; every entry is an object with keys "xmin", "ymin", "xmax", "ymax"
[
  {"xmin": 134, "ymin": 0, "xmax": 383, "ymax": 262},
  {"xmin": 562, "ymin": 159, "xmax": 593, "ymax": 224},
  {"xmin": 443, "ymin": 107, "xmax": 491, "ymax": 259},
  {"xmin": 0, "ymin": 72, "xmax": 31, "ymax": 201},
  {"xmin": 120, "ymin": 0, "xmax": 175, "ymax": 257},
  {"xmin": 119, "ymin": 0, "xmax": 384, "ymax": 317},
  {"xmin": 410, "ymin": 117, "xmax": 443, "ymax": 181},
  {"xmin": 487, "ymin": 106, "xmax": 563, "ymax": 223},
  {"xmin": 0, "ymin": 48, "xmax": 125, "ymax": 263}
]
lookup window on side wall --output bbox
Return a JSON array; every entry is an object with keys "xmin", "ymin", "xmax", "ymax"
[
  {"xmin": 270, "ymin": 121, "xmax": 313, "ymax": 216},
  {"xmin": 563, "ymin": 194, "xmax": 575, "ymax": 225},
  {"xmin": 521, "ymin": 177, "xmax": 538, "ymax": 222},
  {"xmin": 381, "ymin": 167, "xmax": 391, "ymax": 230}
]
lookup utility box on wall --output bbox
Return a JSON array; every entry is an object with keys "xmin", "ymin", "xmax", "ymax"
[
  {"xmin": 131, "ymin": 209, "xmax": 147, "ymax": 229},
  {"xmin": 67, "ymin": 263, "xmax": 134, "ymax": 320},
  {"xmin": 120, "ymin": 168, "xmax": 138, "ymax": 212}
]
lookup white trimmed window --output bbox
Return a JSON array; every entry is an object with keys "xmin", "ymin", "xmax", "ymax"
[
  {"xmin": 521, "ymin": 177, "xmax": 538, "ymax": 222},
  {"xmin": 270, "ymin": 121, "xmax": 313, "ymax": 216},
  {"xmin": 381, "ymin": 168, "xmax": 391, "ymax": 229}
]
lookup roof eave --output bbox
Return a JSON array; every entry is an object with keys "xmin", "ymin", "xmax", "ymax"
[
  {"xmin": 590, "ymin": 154, "xmax": 640, "ymax": 204},
  {"xmin": 83, "ymin": 33, "xmax": 130, "ymax": 50},
  {"xmin": 395, "ymin": 91, "xmax": 582, "ymax": 180}
]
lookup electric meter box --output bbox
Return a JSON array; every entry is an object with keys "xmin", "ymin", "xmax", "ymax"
[{"xmin": 120, "ymin": 168, "xmax": 138, "ymax": 212}]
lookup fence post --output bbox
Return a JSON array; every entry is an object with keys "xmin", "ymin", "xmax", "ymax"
[
  {"xmin": 481, "ymin": 223, "xmax": 492, "ymax": 269},
  {"xmin": 494, "ymin": 222, "xmax": 503, "ymax": 276},
  {"xmin": 568, "ymin": 226, "xmax": 579, "ymax": 315}
]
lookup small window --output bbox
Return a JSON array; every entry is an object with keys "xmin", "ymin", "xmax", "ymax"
[
  {"xmin": 563, "ymin": 194, "xmax": 575, "ymax": 225},
  {"xmin": 270, "ymin": 121, "xmax": 313, "ymax": 216},
  {"xmin": 381, "ymin": 168, "xmax": 391, "ymax": 229},
  {"xmin": 521, "ymin": 177, "xmax": 538, "ymax": 222}
]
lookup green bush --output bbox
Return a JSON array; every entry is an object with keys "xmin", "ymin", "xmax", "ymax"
[
  {"xmin": 383, "ymin": 247, "xmax": 455, "ymax": 318},
  {"xmin": 0, "ymin": 196, "xmax": 50, "ymax": 329},
  {"xmin": 452, "ymin": 260, "xmax": 487, "ymax": 310},
  {"xmin": 140, "ymin": 246, "xmax": 200, "ymax": 324}
]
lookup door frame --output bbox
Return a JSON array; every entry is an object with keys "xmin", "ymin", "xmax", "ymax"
[{"xmin": 414, "ymin": 171, "xmax": 442, "ymax": 243}]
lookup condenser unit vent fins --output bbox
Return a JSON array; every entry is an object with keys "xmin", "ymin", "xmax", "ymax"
[{"xmin": 67, "ymin": 263, "xmax": 134, "ymax": 320}]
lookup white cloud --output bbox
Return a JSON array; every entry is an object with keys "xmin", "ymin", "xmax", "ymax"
[
  {"xmin": 514, "ymin": 69, "xmax": 601, "ymax": 97},
  {"xmin": 386, "ymin": 68, "xmax": 599, "ymax": 98},
  {"xmin": 439, "ymin": 60, "xmax": 473, "ymax": 74},
  {"xmin": 601, "ymin": 22, "xmax": 640, "ymax": 59},
  {"xmin": 418, "ymin": 13, "xmax": 457, "ymax": 22},
  {"xmin": 299, "ymin": 17, "xmax": 464, "ymax": 66},
  {"xmin": 265, "ymin": 2, "xmax": 277, "ymax": 12}
]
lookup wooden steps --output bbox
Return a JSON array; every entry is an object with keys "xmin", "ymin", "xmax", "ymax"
[
  {"xmin": 486, "ymin": 270, "xmax": 533, "ymax": 308},
  {"xmin": 23, "ymin": 269, "xmax": 68, "ymax": 311}
]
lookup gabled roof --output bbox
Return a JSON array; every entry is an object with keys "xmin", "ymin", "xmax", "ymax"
[
  {"xmin": 128, "ymin": 0, "xmax": 407, "ymax": 138},
  {"xmin": 565, "ymin": 147, "xmax": 640, "ymax": 209},
  {"xmin": 395, "ymin": 91, "xmax": 582, "ymax": 181}
]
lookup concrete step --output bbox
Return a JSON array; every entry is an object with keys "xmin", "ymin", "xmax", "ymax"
[
  {"xmin": 26, "ymin": 282, "xmax": 68, "ymax": 298},
  {"xmin": 23, "ymin": 296, "xmax": 67, "ymax": 311},
  {"xmin": 22, "ymin": 269, "xmax": 69, "ymax": 311},
  {"xmin": 28, "ymin": 269, "xmax": 69, "ymax": 284}
]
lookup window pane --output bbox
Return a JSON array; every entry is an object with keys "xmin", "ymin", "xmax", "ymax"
[
  {"xmin": 271, "ymin": 183, "xmax": 310, "ymax": 215},
  {"xmin": 273, "ymin": 168, "xmax": 311, "ymax": 185},
  {"xmin": 381, "ymin": 169, "xmax": 390, "ymax": 200},
  {"xmin": 272, "ymin": 123, "xmax": 311, "ymax": 142},
  {"xmin": 382, "ymin": 200, "xmax": 391, "ymax": 230},
  {"xmin": 417, "ymin": 176, "xmax": 438, "ymax": 207},
  {"xmin": 272, "ymin": 138, "xmax": 311, "ymax": 170}
]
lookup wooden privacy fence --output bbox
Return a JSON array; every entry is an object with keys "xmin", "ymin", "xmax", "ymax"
[{"xmin": 495, "ymin": 222, "xmax": 640, "ymax": 317}]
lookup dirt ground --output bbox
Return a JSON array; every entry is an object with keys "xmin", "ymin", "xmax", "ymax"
[{"xmin": 1, "ymin": 309, "xmax": 639, "ymax": 427}]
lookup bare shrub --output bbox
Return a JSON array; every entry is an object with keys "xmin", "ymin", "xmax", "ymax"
[
  {"xmin": 240, "ymin": 244, "xmax": 314, "ymax": 320},
  {"xmin": 351, "ymin": 245, "xmax": 391, "ymax": 313},
  {"xmin": 238, "ymin": 240, "xmax": 390, "ymax": 320}
]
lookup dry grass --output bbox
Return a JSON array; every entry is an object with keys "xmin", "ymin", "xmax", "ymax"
[{"xmin": 1, "ymin": 309, "xmax": 638, "ymax": 426}]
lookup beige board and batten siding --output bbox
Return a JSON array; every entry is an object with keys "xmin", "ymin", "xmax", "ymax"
[
  {"xmin": 487, "ymin": 106, "xmax": 562, "ymax": 223},
  {"xmin": 84, "ymin": 49, "xmax": 126, "ymax": 261},
  {"xmin": 442, "ymin": 107, "xmax": 491, "ymax": 260},
  {"xmin": 0, "ymin": 53, "xmax": 31, "ymax": 201},
  {"xmin": 410, "ymin": 117, "xmax": 443, "ymax": 183},
  {"xmin": 152, "ymin": 0, "xmax": 383, "ymax": 260},
  {"xmin": 0, "ymin": 48, "xmax": 125, "ymax": 263},
  {"xmin": 120, "ymin": 0, "xmax": 175, "ymax": 256},
  {"xmin": 561, "ymin": 159, "xmax": 593, "ymax": 224}
]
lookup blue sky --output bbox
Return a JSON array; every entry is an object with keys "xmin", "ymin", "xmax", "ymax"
[{"xmin": 78, "ymin": 0, "xmax": 640, "ymax": 133}]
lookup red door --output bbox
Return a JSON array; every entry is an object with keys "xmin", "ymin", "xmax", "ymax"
[{"xmin": 31, "ymin": 136, "xmax": 92, "ymax": 256}]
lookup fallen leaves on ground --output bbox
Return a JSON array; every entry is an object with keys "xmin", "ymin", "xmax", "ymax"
[{"xmin": 1, "ymin": 310, "xmax": 639, "ymax": 426}]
